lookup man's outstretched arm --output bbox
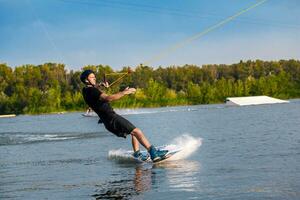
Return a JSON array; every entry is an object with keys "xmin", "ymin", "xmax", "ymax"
[{"xmin": 100, "ymin": 87, "xmax": 136, "ymax": 102}]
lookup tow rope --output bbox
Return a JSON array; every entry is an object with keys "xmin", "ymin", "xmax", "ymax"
[
  {"xmin": 102, "ymin": 0, "xmax": 268, "ymax": 88},
  {"xmin": 142, "ymin": 0, "xmax": 268, "ymax": 66},
  {"xmin": 103, "ymin": 68, "xmax": 133, "ymax": 88}
]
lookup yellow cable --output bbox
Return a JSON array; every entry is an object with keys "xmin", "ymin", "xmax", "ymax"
[
  {"xmin": 142, "ymin": 0, "xmax": 268, "ymax": 66},
  {"xmin": 105, "ymin": 72, "xmax": 128, "ymax": 76},
  {"xmin": 107, "ymin": 72, "xmax": 130, "ymax": 87}
]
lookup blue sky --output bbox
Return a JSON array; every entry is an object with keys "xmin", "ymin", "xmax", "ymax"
[{"xmin": 1, "ymin": 0, "xmax": 299, "ymax": 70}]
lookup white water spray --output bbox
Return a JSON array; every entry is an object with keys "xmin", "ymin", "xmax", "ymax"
[
  {"xmin": 164, "ymin": 134, "xmax": 202, "ymax": 161},
  {"xmin": 108, "ymin": 134, "xmax": 202, "ymax": 162}
]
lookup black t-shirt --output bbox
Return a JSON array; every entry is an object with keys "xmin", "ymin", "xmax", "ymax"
[{"xmin": 82, "ymin": 87, "xmax": 116, "ymax": 122}]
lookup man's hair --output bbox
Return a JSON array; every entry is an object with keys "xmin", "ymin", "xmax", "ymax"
[{"xmin": 80, "ymin": 70, "xmax": 95, "ymax": 84}]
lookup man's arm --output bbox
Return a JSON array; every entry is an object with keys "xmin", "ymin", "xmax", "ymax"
[{"xmin": 100, "ymin": 87, "xmax": 136, "ymax": 102}]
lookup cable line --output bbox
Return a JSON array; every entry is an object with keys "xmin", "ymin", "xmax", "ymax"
[
  {"xmin": 59, "ymin": 0, "xmax": 300, "ymax": 29},
  {"xmin": 142, "ymin": 0, "xmax": 268, "ymax": 66}
]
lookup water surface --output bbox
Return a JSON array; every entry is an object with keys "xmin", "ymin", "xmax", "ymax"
[{"xmin": 1, "ymin": 100, "xmax": 300, "ymax": 199}]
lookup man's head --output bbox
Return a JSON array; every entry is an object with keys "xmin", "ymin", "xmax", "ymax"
[{"xmin": 80, "ymin": 70, "xmax": 96, "ymax": 86}]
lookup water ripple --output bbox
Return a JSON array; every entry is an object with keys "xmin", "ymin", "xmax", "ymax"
[{"xmin": 0, "ymin": 132, "xmax": 108, "ymax": 146}]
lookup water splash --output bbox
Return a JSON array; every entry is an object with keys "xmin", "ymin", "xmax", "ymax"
[
  {"xmin": 165, "ymin": 134, "xmax": 202, "ymax": 161},
  {"xmin": 108, "ymin": 134, "xmax": 202, "ymax": 162},
  {"xmin": 108, "ymin": 149, "xmax": 136, "ymax": 163}
]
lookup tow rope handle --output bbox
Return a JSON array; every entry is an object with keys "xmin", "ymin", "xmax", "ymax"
[{"xmin": 101, "ymin": 67, "xmax": 133, "ymax": 88}]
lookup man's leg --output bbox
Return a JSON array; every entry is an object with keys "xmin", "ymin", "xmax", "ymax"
[
  {"xmin": 131, "ymin": 127, "xmax": 168, "ymax": 162},
  {"xmin": 131, "ymin": 128, "xmax": 151, "ymax": 151},
  {"xmin": 131, "ymin": 135, "xmax": 139, "ymax": 152}
]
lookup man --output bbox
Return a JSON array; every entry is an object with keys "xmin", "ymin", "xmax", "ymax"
[{"xmin": 80, "ymin": 69, "xmax": 168, "ymax": 162}]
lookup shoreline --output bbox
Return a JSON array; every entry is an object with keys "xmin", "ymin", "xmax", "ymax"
[
  {"xmin": 1, "ymin": 97, "xmax": 297, "ymax": 117},
  {"xmin": 0, "ymin": 102, "xmax": 207, "ymax": 117}
]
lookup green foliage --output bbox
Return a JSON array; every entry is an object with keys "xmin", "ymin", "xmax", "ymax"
[
  {"xmin": 187, "ymin": 82, "xmax": 201, "ymax": 104},
  {"xmin": 0, "ymin": 59, "xmax": 300, "ymax": 115}
]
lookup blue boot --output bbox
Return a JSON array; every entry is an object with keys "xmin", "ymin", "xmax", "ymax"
[
  {"xmin": 148, "ymin": 145, "xmax": 169, "ymax": 162},
  {"xmin": 133, "ymin": 150, "xmax": 150, "ymax": 162}
]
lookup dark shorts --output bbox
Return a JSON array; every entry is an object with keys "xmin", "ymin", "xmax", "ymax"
[{"xmin": 104, "ymin": 115, "xmax": 136, "ymax": 138}]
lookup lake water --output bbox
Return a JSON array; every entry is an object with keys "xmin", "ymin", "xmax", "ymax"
[{"xmin": 1, "ymin": 100, "xmax": 300, "ymax": 199}]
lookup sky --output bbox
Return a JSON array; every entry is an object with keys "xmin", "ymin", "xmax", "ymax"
[{"xmin": 0, "ymin": 0, "xmax": 300, "ymax": 70}]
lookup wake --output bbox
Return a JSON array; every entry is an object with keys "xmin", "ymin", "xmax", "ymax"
[{"xmin": 108, "ymin": 134, "xmax": 202, "ymax": 162}]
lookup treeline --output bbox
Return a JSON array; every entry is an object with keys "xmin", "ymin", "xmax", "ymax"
[{"xmin": 0, "ymin": 59, "xmax": 300, "ymax": 114}]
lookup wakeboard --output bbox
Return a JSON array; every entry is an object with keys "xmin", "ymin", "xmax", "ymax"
[{"xmin": 125, "ymin": 145, "xmax": 182, "ymax": 163}]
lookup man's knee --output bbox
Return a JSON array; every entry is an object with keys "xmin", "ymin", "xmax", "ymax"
[{"xmin": 131, "ymin": 128, "xmax": 142, "ymax": 136}]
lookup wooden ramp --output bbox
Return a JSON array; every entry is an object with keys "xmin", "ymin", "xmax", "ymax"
[{"xmin": 226, "ymin": 96, "xmax": 289, "ymax": 106}]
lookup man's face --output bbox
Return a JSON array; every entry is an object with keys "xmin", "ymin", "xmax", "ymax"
[{"xmin": 87, "ymin": 73, "xmax": 96, "ymax": 85}]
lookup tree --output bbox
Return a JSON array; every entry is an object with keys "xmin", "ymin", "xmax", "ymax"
[{"xmin": 187, "ymin": 82, "xmax": 201, "ymax": 104}]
